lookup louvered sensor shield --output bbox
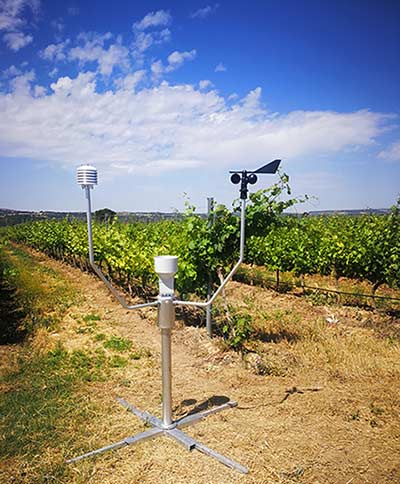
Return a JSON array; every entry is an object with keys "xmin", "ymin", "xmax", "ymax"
[{"xmin": 77, "ymin": 165, "xmax": 98, "ymax": 188}]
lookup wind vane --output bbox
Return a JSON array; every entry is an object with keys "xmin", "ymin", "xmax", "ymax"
[{"xmin": 230, "ymin": 159, "xmax": 281, "ymax": 199}]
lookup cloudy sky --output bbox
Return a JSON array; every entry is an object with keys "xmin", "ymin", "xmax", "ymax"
[{"xmin": 0, "ymin": 0, "xmax": 399, "ymax": 212}]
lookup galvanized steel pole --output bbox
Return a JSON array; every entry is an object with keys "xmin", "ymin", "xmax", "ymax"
[
  {"xmin": 161, "ymin": 326, "xmax": 172, "ymax": 427},
  {"xmin": 85, "ymin": 186, "xmax": 95, "ymax": 265},
  {"xmin": 206, "ymin": 197, "xmax": 214, "ymax": 337},
  {"xmin": 154, "ymin": 256, "xmax": 178, "ymax": 429}
]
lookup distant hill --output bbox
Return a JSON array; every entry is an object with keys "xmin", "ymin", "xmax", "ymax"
[
  {"xmin": 0, "ymin": 207, "xmax": 391, "ymax": 227},
  {"xmin": 0, "ymin": 208, "xmax": 185, "ymax": 226},
  {"xmin": 0, "ymin": 209, "xmax": 85, "ymax": 226},
  {"xmin": 288, "ymin": 208, "xmax": 391, "ymax": 217}
]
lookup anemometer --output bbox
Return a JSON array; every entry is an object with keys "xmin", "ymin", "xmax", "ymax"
[{"xmin": 67, "ymin": 160, "xmax": 280, "ymax": 473}]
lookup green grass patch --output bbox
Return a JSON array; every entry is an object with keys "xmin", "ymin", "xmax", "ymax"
[
  {"xmin": 109, "ymin": 354, "xmax": 129, "ymax": 367},
  {"xmin": 103, "ymin": 335, "xmax": 133, "ymax": 352},
  {"xmin": 0, "ymin": 243, "xmax": 145, "ymax": 482},
  {"xmin": 82, "ymin": 313, "xmax": 101, "ymax": 322},
  {"xmin": 75, "ymin": 314, "xmax": 101, "ymax": 334},
  {"xmin": 0, "ymin": 343, "xmax": 103, "ymax": 481},
  {"xmin": 0, "ymin": 340, "xmax": 136, "ymax": 481},
  {"xmin": 0, "ymin": 243, "xmax": 75, "ymax": 343}
]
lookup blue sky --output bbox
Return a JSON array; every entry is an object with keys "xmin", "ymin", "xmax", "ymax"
[{"xmin": 0, "ymin": 0, "xmax": 399, "ymax": 212}]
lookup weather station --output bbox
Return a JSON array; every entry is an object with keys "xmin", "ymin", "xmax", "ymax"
[{"xmin": 67, "ymin": 160, "xmax": 281, "ymax": 474}]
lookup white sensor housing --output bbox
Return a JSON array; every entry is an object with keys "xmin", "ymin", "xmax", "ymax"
[
  {"xmin": 154, "ymin": 256, "xmax": 178, "ymax": 297},
  {"xmin": 77, "ymin": 165, "xmax": 98, "ymax": 188}
]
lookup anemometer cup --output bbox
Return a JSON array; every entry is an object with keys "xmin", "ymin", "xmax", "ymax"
[{"xmin": 229, "ymin": 160, "xmax": 280, "ymax": 200}]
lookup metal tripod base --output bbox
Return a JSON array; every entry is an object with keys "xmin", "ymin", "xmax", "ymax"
[{"xmin": 67, "ymin": 397, "xmax": 248, "ymax": 474}]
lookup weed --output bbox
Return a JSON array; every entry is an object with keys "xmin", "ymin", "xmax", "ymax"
[
  {"xmin": 103, "ymin": 335, "xmax": 133, "ymax": 352},
  {"xmin": 76, "ymin": 315, "xmax": 100, "ymax": 334},
  {"xmin": 307, "ymin": 290, "xmax": 338, "ymax": 306},
  {"xmin": 281, "ymin": 465, "xmax": 305, "ymax": 480},
  {"xmin": 69, "ymin": 348, "xmax": 108, "ymax": 381},
  {"xmin": 82, "ymin": 313, "xmax": 101, "ymax": 322},
  {"xmin": 221, "ymin": 309, "xmax": 253, "ymax": 350},
  {"xmin": 120, "ymin": 378, "xmax": 132, "ymax": 387},
  {"xmin": 76, "ymin": 320, "xmax": 98, "ymax": 334},
  {"xmin": 348, "ymin": 409, "xmax": 361, "ymax": 421},
  {"xmin": 110, "ymin": 355, "xmax": 128, "ymax": 367},
  {"xmin": 370, "ymin": 403, "xmax": 385, "ymax": 417},
  {"xmin": 370, "ymin": 418, "xmax": 379, "ymax": 428},
  {"xmin": 94, "ymin": 332, "xmax": 107, "ymax": 341},
  {"xmin": 386, "ymin": 335, "xmax": 399, "ymax": 345},
  {"xmin": 256, "ymin": 358, "xmax": 285, "ymax": 376},
  {"xmin": 38, "ymin": 265, "xmax": 58, "ymax": 276}
]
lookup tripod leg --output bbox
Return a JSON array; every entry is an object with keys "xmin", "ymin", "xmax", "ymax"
[
  {"xmin": 194, "ymin": 440, "xmax": 248, "ymax": 474},
  {"xmin": 117, "ymin": 397, "xmax": 163, "ymax": 427},
  {"xmin": 66, "ymin": 427, "xmax": 162, "ymax": 464},
  {"xmin": 175, "ymin": 401, "xmax": 238, "ymax": 428},
  {"xmin": 164, "ymin": 428, "xmax": 248, "ymax": 474}
]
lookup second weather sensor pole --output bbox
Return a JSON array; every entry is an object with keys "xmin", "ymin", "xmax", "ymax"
[{"xmin": 67, "ymin": 160, "xmax": 280, "ymax": 474}]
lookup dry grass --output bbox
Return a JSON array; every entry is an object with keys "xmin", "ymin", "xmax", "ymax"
[
  {"xmin": 1, "ymin": 245, "xmax": 400, "ymax": 483},
  {"xmin": 238, "ymin": 289, "xmax": 400, "ymax": 381},
  {"xmin": 237, "ymin": 264, "xmax": 400, "ymax": 312}
]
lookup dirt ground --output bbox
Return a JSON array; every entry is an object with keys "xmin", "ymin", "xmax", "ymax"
[{"xmin": 2, "ymin": 249, "xmax": 400, "ymax": 484}]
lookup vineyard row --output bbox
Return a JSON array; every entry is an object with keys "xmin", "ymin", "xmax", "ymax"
[{"xmin": 3, "ymin": 204, "xmax": 399, "ymax": 298}]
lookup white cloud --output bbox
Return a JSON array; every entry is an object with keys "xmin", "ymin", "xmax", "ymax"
[
  {"xmin": 3, "ymin": 30, "xmax": 32, "ymax": 50},
  {"xmin": 133, "ymin": 10, "xmax": 171, "ymax": 31},
  {"xmin": 113, "ymin": 70, "xmax": 146, "ymax": 91},
  {"xmin": 199, "ymin": 79, "xmax": 213, "ymax": 90},
  {"xmin": 190, "ymin": 4, "xmax": 219, "ymax": 19},
  {"xmin": 150, "ymin": 59, "xmax": 164, "ymax": 77},
  {"xmin": 0, "ymin": 0, "xmax": 40, "ymax": 31},
  {"xmin": 215, "ymin": 62, "xmax": 226, "ymax": 72},
  {"xmin": 8, "ymin": 68, "xmax": 34, "ymax": 95},
  {"xmin": 68, "ymin": 33, "xmax": 130, "ymax": 76},
  {"xmin": 131, "ymin": 10, "xmax": 171, "ymax": 58},
  {"xmin": 33, "ymin": 84, "xmax": 46, "ymax": 97},
  {"xmin": 48, "ymin": 67, "xmax": 58, "ymax": 78},
  {"xmin": 77, "ymin": 31, "xmax": 112, "ymax": 44},
  {"xmin": 40, "ymin": 39, "xmax": 70, "ymax": 61},
  {"xmin": 2, "ymin": 64, "xmax": 22, "ymax": 77},
  {"xmin": 95, "ymin": 41, "xmax": 130, "ymax": 76},
  {"xmin": 378, "ymin": 140, "xmax": 400, "ymax": 162},
  {"xmin": 0, "ymin": 0, "xmax": 39, "ymax": 50},
  {"xmin": 40, "ymin": 12, "xmax": 172, "ymax": 76},
  {"xmin": 166, "ymin": 49, "xmax": 196, "ymax": 72},
  {"xmin": 150, "ymin": 50, "xmax": 196, "ymax": 78},
  {"xmin": 132, "ymin": 27, "xmax": 170, "ymax": 56},
  {"xmin": 0, "ymin": 75, "xmax": 393, "ymax": 176},
  {"xmin": 133, "ymin": 30, "xmax": 153, "ymax": 53}
]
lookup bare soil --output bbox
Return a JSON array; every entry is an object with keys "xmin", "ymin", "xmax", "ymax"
[{"xmin": 1, "ymin": 248, "xmax": 400, "ymax": 484}]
